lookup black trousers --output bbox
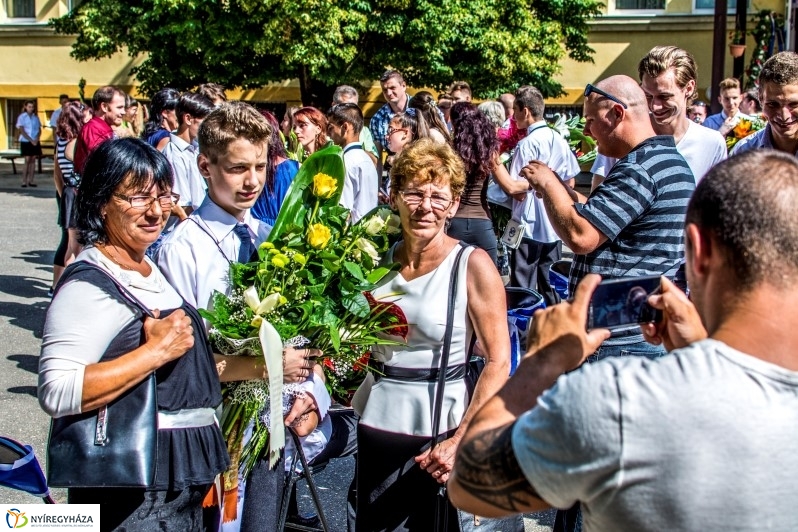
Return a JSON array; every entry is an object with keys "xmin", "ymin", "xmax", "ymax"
[
  {"xmin": 509, "ymin": 238, "xmax": 562, "ymax": 307},
  {"xmin": 69, "ymin": 485, "xmax": 210, "ymax": 532}
]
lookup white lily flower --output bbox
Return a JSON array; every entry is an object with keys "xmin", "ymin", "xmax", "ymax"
[
  {"xmin": 243, "ymin": 286, "xmax": 261, "ymax": 313},
  {"xmin": 256, "ymin": 292, "xmax": 281, "ymax": 315}
]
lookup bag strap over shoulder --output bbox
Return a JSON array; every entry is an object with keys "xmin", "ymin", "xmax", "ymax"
[
  {"xmin": 430, "ymin": 241, "xmax": 470, "ymax": 447},
  {"xmin": 56, "ymin": 260, "xmax": 154, "ymax": 319}
]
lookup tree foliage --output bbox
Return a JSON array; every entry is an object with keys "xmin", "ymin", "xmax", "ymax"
[{"xmin": 51, "ymin": 0, "xmax": 602, "ymax": 103}]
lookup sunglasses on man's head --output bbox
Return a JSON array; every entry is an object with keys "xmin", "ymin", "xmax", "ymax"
[{"xmin": 584, "ymin": 84, "xmax": 628, "ymax": 109}]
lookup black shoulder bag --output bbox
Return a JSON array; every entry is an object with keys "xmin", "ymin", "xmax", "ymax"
[{"xmin": 47, "ymin": 263, "xmax": 158, "ymax": 488}]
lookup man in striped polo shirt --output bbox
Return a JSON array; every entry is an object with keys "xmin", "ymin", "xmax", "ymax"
[{"xmin": 521, "ymin": 75, "xmax": 695, "ymax": 361}]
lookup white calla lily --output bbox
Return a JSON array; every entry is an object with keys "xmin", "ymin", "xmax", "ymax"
[
  {"xmin": 256, "ymin": 292, "xmax": 281, "ymax": 315},
  {"xmin": 243, "ymin": 286, "xmax": 261, "ymax": 312}
]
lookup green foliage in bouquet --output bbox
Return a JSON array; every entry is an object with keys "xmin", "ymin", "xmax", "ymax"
[{"xmin": 201, "ymin": 145, "xmax": 407, "ymax": 404}]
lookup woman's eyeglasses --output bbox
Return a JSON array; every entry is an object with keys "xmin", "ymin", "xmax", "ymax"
[
  {"xmin": 386, "ymin": 127, "xmax": 407, "ymax": 139},
  {"xmin": 584, "ymin": 84, "xmax": 628, "ymax": 109},
  {"xmin": 398, "ymin": 190, "xmax": 453, "ymax": 211},
  {"xmin": 114, "ymin": 193, "xmax": 180, "ymax": 210}
]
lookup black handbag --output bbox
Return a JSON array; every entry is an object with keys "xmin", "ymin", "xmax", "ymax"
[
  {"xmin": 47, "ymin": 373, "xmax": 157, "ymax": 488},
  {"xmin": 46, "ymin": 264, "xmax": 158, "ymax": 489}
]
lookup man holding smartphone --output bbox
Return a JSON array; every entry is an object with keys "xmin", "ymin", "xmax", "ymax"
[{"xmin": 449, "ymin": 149, "xmax": 798, "ymax": 531}]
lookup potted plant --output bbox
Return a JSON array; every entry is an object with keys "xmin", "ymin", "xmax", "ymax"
[{"xmin": 729, "ymin": 29, "xmax": 748, "ymax": 58}]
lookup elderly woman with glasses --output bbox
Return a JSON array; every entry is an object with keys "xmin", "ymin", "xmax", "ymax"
[
  {"xmin": 38, "ymin": 138, "xmax": 232, "ymax": 530},
  {"xmin": 351, "ymin": 138, "xmax": 512, "ymax": 531}
]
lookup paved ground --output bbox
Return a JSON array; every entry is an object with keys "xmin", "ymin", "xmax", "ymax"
[{"xmin": 0, "ymin": 158, "xmax": 555, "ymax": 530}]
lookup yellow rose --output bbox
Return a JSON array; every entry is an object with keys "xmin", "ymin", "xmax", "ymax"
[
  {"xmin": 312, "ymin": 172, "xmax": 338, "ymax": 199},
  {"xmin": 307, "ymin": 223, "xmax": 332, "ymax": 249}
]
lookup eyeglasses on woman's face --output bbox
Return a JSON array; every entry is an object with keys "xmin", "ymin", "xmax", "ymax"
[
  {"xmin": 386, "ymin": 126, "xmax": 407, "ymax": 140},
  {"xmin": 398, "ymin": 189, "xmax": 453, "ymax": 211},
  {"xmin": 113, "ymin": 192, "xmax": 180, "ymax": 210}
]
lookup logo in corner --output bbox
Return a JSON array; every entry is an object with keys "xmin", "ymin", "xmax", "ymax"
[{"xmin": 5, "ymin": 509, "xmax": 28, "ymax": 528}]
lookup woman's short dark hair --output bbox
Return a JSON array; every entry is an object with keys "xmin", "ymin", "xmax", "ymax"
[
  {"xmin": 76, "ymin": 138, "xmax": 174, "ymax": 246},
  {"xmin": 142, "ymin": 88, "xmax": 180, "ymax": 138}
]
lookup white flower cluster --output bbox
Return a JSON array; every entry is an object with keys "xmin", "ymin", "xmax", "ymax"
[{"xmin": 260, "ymin": 383, "xmax": 307, "ymax": 428}]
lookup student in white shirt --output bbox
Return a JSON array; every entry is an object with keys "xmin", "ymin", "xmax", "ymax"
[
  {"xmin": 162, "ymin": 92, "xmax": 216, "ymax": 218},
  {"xmin": 158, "ymin": 102, "xmax": 332, "ymax": 532},
  {"xmin": 327, "ymin": 103, "xmax": 379, "ymax": 223}
]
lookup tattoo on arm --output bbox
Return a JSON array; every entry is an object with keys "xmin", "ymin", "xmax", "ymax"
[{"xmin": 456, "ymin": 422, "xmax": 542, "ymax": 512}]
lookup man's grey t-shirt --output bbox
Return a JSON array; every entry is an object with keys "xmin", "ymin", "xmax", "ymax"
[{"xmin": 512, "ymin": 339, "xmax": 798, "ymax": 531}]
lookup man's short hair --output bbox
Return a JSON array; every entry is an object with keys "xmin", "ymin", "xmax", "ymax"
[
  {"xmin": 638, "ymin": 46, "xmax": 697, "ymax": 102},
  {"xmin": 198, "ymin": 102, "xmax": 272, "ymax": 164},
  {"xmin": 176, "ymin": 92, "xmax": 216, "ymax": 124},
  {"xmin": 91, "ymin": 86, "xmax": 125, "ymax": 111},
  {"xmin": 514, "ymin": 85, "xmax": 545, "ymax": 119},
  {"xmin": 686, "ymin": 149, "xmax": 798, "ymax": 289},
  {"xmin": 23, "ymin": 99, "xmax": 35, "ymax": 107},
  {"xmin": 327, "ymin": 103, "xmax": 364, "ymax": 134},
  {"xmin": 333, "ymin": 85, "xmax": 360, "ymax": 105},
  {"xmin": 718, "ymin": 77, "xmax": 741, "ymax": 93},
  {"xmin": 758, "ymin": 51, "xmax": 798, "ymax": 88},
  {"xmin": 449, "ymin": 81, "xmax": 472, "ymax": 98},
  {"xmin": 197, "ymin": 83, "xmax": 227, "ymax": 103},
  {"xmin": 379, "ymin": 70, "xmax": 405, "ymax": 85},
  {"xmin": 59, "ymin": 94, "xmax": 70, "ymax": 102}
]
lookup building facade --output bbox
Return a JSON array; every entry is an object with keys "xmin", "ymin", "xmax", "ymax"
[{"xmin": 0, "ymin": 0, "xmax": 787, "ymax": 150}]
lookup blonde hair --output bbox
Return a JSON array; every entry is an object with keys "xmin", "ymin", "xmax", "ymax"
[
  {"xmin": 390, "ymin": 138, "xmax": 466, "ymax": 198},
  {"xmin": 638, "ymin": 46, "xmax": 698, "ymax": 102}
]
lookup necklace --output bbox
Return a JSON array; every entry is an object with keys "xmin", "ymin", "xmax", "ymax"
[{"xmin": 98, "ymin": 244, "xmax": 141, "ymax": 272}]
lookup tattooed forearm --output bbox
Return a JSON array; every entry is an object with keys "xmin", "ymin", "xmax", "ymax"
[{"xmin": 454, "ymin": 422, "xmax": 541, "ymax": 512}]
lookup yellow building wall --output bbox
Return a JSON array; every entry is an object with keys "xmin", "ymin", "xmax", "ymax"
[{"xmin": 0, "ymin": 0, "xmax": 786, "ymax": 148}]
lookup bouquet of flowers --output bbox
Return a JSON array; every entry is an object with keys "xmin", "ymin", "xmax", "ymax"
[
  {"xmin": 201, "ymin": 144, "xmax": 406, "ymax": 477},
  {"xmin": 550, "ymin": 114, "xmax": 597, "ymax": 166},
  {"xmin": 725, "ymin": 116, "xmax": 766, "ymax": 152}
]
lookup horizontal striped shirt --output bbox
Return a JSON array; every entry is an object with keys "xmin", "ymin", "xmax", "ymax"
[{"xmin": 569, "ymin": 136, "xmax": 695, "ymax": 293}]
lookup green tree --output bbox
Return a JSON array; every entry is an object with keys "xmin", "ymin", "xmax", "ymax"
[{"xmin": 51, "ymin": 0, "xmax": 602, "ymax": 104}]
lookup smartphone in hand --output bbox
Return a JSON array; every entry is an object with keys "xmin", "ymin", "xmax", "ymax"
[{"xmin": 587, "ymin": 275, "xmax": 662, "ymax": 331}]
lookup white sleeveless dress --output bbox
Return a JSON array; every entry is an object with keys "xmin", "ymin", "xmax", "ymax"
[{"xmin": 353, "ymin": 243, "xmax": 474, "ymax": 437}]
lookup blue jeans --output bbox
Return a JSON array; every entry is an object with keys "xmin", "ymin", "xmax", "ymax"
[{"xmin": 585, "ymin": 334, "xmax": 667, "ymax": 364}]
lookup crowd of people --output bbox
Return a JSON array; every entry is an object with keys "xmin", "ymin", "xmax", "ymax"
[{"xmin": 34, "ymin": 45, "xmax": 798, "ymax": 532}]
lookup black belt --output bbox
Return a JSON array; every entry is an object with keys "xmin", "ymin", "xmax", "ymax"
[{"xmin": 371, "ymin": 362, "xmax": 466, "ymax": 382}]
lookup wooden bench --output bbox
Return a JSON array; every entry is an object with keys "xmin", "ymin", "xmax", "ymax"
[{"xmin": 0, "ymin": 144, "xmax": 54, "ymax": 174}]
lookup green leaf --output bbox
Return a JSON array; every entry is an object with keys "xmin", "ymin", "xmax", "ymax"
[
  {"xmin": 342, "ymin": 292, "xmax": 370, "ymax": 317},
  {"xmin": 366, "ymin": 266, "xmax": 394, "ymax": 284},
  {"xmin": 343, "ymin": 261, "xmax": 365, "ymax": 282},
  {"xmin": 268, "ymin": 145, "xmax": 345, "ymax": 242}
]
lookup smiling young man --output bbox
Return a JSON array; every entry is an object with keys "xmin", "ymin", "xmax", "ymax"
[
  {"xmin": 591, "ymin": 46, "xmax": 726, "ymax": 189},
  {"xmin": 369, "ymin": 70, "xmax": 411, "ymax": 162},
  {"xmin": 703, "ymin": 77, "xmax": 750, "ymax": 135},
  {"xmin": 732, "ymin": 52, "xmax": 798, "ymax": 156},
  {"xmin": 73, "ymin": 86, "xmax": 127, "ymax": 176}
]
